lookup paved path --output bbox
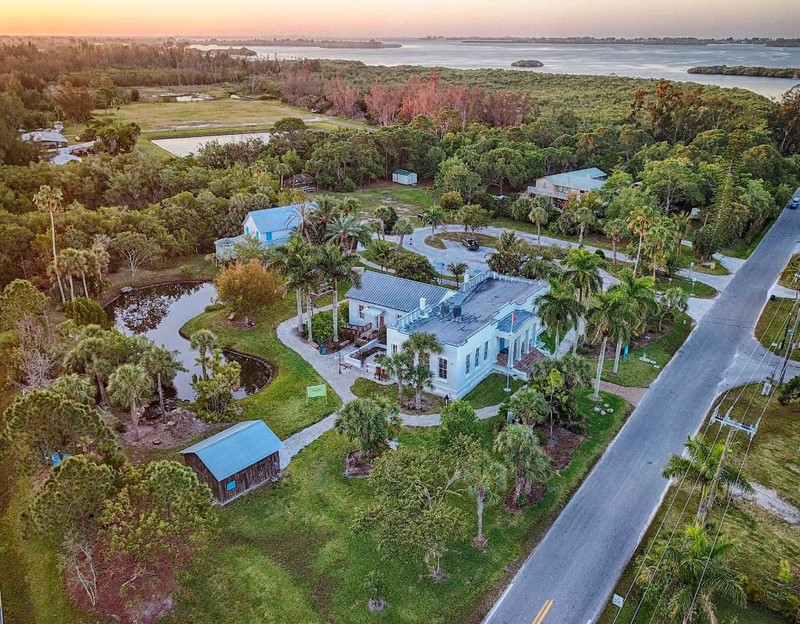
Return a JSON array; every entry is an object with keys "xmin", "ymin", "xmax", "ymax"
[
  {"xmin": 598, "ymin": 381, "xmax": 648, "ymax": 407},
  {"xmin": 484, "ymin": 207, "xmax": 800, "ymax": 624}
]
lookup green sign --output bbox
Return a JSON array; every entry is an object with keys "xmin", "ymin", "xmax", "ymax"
[{"xmin": 306, "ymin": 384, "xmax": 328, "ymax": 404}]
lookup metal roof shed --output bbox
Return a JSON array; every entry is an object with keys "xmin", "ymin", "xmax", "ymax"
[
  {"xmin": 181, "ymin": 420, "xmax": 283, "ymax": 504},
  {"xmin": 392, "ymin": 169, "xmax": 418, "ymax": 185}
]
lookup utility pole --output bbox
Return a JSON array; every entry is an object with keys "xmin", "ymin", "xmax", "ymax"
[{"xmin": 777, "ymin": 291, "xmax": 800, "ymax": 387}]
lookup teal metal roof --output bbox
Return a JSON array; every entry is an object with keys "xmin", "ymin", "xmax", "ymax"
[
  {"xmin": 245, "ymin": 202, "xmax": 316, "ymax": 235},
  {"xmin": 181, "ymin": 420, "xmax": 283, "ymax": 481},
  {"xmin": 393, "ymin": 169, "xmax": 415, "ymax": 176},
  {"xmin": 545, "ymin": 167, "xmax": 607, "ymax": 192}
]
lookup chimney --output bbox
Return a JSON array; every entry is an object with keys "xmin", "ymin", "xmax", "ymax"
[{"xmin": 419, "ymin": 297, "xmax": 426, "ymax": 311}]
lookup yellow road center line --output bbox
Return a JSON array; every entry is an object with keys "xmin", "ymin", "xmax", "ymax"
[{"xmin": 532, "ymin": 599, "xmax": 554, "ymax": 624}]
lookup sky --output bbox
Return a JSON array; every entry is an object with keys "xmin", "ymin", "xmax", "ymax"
[{"xmin": 3, "ymin": 0, "xmax": 800, "ymax": 38}]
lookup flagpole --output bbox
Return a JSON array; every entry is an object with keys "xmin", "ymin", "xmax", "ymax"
[{"xmin": 505, "ymin": 312, "xmax": 514, "ymax": 392}]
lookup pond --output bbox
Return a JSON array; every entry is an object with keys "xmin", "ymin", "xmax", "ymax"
[
  {"xmin": 105, "ymin": 282, "xmax": 272, "ymax": 400},
  {"xmin": 151, "ymin": 131, "xmax": 271, "ymax": 157}
]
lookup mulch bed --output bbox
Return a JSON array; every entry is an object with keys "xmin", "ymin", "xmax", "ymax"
[
  {"xmin": 344, "ymin": 450, "xmax": 372, "ymax": 478},
  {"xmin": 541, "ymin": 426, "xmax": 585, "ymax": 470},
  {"xmin": 505, "ymin": 484, "xmax": 549, "ymax": 511}
]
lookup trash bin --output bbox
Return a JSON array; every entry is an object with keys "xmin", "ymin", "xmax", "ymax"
[{"xmin": 319, "ymin": 344, "xmax": 327, "ymax": 355}]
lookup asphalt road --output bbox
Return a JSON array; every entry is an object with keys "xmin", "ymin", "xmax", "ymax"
[{"xmin": 483, "ymin": 206, "xmax": 800, "ymax": 624}]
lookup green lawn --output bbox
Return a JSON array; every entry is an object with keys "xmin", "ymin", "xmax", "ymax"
[
  {"xmin": 181, "ymin": 292, "xmax": 341, "ymax": 439},
  {"xmin": 427, "ymin": 231, "xmax": 499, "ymax": 250},
  {"xmin": 324, "ymin": 184, "xmax": 434, "ymax": 221},
  {"xmin": 350, "ymin": 378, "xmax": 445, "ymax": 414},
  {"xmin": 677, "ymin": 246, "xmax": 730, "ymax": 275},
  {"xmin": 489, "ymin": 218, "xmax": 615, "ymax": 250},
  {"xmin": 778, "ymin": 253, "xmax": 800, "ymax": 289},
  {"xmin": 598, "ymin": 385, "xmax": 800, "ymax": 624},
  {"xmin": 462, "ymin": 373, "xmax": 525, "ymax": 409},
  {"xmin": 168, "ymin": 389, "xmax": 631, "ymax": 624},
  {"xmin": 755, "ymin": 297, "xmax": 800, "ymax": 362},
  {"xmin": 601, "ymin": 313, "xmax": 694, "ymax": 387},
  {"xmin": 655, "ymin": 275, "xmax": 718, "ymax": 299}
]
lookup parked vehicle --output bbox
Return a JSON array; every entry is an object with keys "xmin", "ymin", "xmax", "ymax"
[
  {"xmin": 462, "ymin": 238, "xmax": 480, "ymax": 251},
  {"xmin": 790, "ymin": 189, "xmax": 800, "ymax": 209}
]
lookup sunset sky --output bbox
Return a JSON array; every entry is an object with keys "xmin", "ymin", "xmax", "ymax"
[{"xmin": 3, "ymin": 0, "xmax": 799, "ymax": 38}]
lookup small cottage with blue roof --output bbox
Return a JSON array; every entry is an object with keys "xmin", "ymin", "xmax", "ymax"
[
  {"xmin": 213, "ymin": 201, "xmax": 316, "ymax": 261},
  {"xmin": 180, "ymin": 420, "xmax": 283, "ymax": 504}
]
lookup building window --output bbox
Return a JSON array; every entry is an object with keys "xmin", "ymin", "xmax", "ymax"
[
  {"xmin": 358, "ymin": 304, "xmax": 365, "ymax": 319},
  {"xmin": 391, "ymin": 344, "xmax": 398, "ymax": 355},
  {"xmin": 465, "ymin": 354, "xmax": 471, "ymax": 374},
  {"xmin": 438, "ymin": 357, "xmax": 448, "ymax": 380},
  {"xmin": 484, "ymin": 341, "xmax": 489, "ymax": 360},
  {"xmin": 226, "ymin": 480, "xmax": 236, "ymax": 491},
  {"xmin": 475, "ymin": 348, "xmax": 480, "ymax": 368},
  {"xmin": 265, "ymin": 231, "xmax": 273, "ymax": 241}
]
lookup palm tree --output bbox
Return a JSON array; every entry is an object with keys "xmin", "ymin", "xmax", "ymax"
[
  {"xmin": 643, "ymin": 218, "xmax": 678, "ymax": 279},
  {"xmin": 402, "ymin": 331, "xmax": 443, "ymax": 367},
  {"xmin": 392, "ymin": 216, "xmax": 415, "ymax": 250},
  {"xmin": 327, "ymin": 214, "xmax": 369, "ymax": 251},
  {"xmin": 523, "ymin": 257, "xmax": 559, "ymax": 281},
  {"xmin": 276, "ymin": 161, "xmax": 293, "ymax": 189},
  {"xmin": 662, "ymin": 433, "xmax": 752, "ymax": 526},
  {"xmin": 319, "ymin": 245, "xmax": 361, "ymax": 343},
  {"xmin": 266, "ymin": 235, "xmax": 312, "ymax": 332},
  {"xmin": 508, "ymin": 386, "xmax": 549, "ymax": 426},
  {"xmin": 189, "ymin": 329, "xmax": 218, "ymax": 381},
  {"xmin": 336, "ymin": 195, "xmax": 361, "ymax": 217},
  {"xmin": 637, "ymin": 524, "xmax": 746, "ymax": 624},
  {"xmin": 460, "ymin": 452, "xmax": 508, "ymax": 547},
  {"xmin": 301, "ymin": 249, "xmax": 324, "ymax": 343},
  {"xmin": 77, "ymin": 248, "xmax": 95, "ymax": 297},
  {"xmin": 57, "ymin": 248, "xmax": 86, "ymax": 301},
  {"xmin": 528, "ymin": 196, "xmax": 550, "ymax": 247},
  {"xmin": 420, "ymin": 205, "xmax": 446, "ymax": 234},
  {"xmin": 63, "ymin": 334, "xmax": 116, "ymax": 405},
  {"xmin": 406, "ymin": 362, "xmax": 434, "ymax": 412},
  {"xmin": 608, "ymin": 270, "xmax": 657, "ymax": 373},
  {"xmin": 334, "ymin": 396, "xmax": 401, "ymax": 460},
  {"xmin": 588, "ymin": 291, "xmax": 633, "ymax": 399},
  {"xmin": 107, "ymin": 363, "xmax": 152, "ymax": 441},
  {"xmin": 376, "ymin": 350, "xmax": 413, "ymax": 402},
  {"xmin": 538, "ymin": 279, "xmax": 584, "ymax": 351},
  {"xmin": 493, "ymin": 424, "xmax": 551, "ymax": 505},
  {"xmin": 603, "ymin": 218, "xmax": 627, "ymax": 267},
  {"xmin": 573, "ymin": 205, "xmax": 597, "ymax": 246},
  {"xmin": 33, "ymin": 185, "xmax": 66, "ymax": 303},
  {"xmin": 563, "ymin": 248, "xmax": 605, "ymax": 304},
  {"xmin": 140, "ymin": 345, "xmax": 184, "ymax": 416},
  {"xmin": 672, "ymin": 212, "xmax": 691, "ymax": 255},
  {"xmin": 368, "ymin": 239, "xmax": 395, "ymax": 272},
  {"xmin": 627, "ymin": 206, "xmax": 655, "ymax": 276},
  {"xmin": 447, "ymin": 261, "xmax": 469, "ymax": 286},
  {"xmin": 51, "ymin": 373, "xmax": 96, "ymax": 405}
]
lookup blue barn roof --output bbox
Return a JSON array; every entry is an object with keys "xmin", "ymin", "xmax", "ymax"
[
  {"xmin": 180, "ymin": 420, "xmax": 283, "ymax": 481},
  {"xmin": 544, "ymin": 167, "xmax": 607, "ymax": 192},
  {"xmin": 245, "ymin": 202, "xmax": 316, "ymax": 234}
]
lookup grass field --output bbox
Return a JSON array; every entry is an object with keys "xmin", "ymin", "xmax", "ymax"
[
  {"xmin": 428, "ymin": 231, "xmax": 500, "ymax": 250},
  {"xmin": 597, "ymin": 385, "xmax": 800, "ymax": 624},
  {"xmin": 462, "ymin": 373, "xmax": 525, "ymax": 409},
  {"xmin": 326, "ymin": 184, "xmax": 434, "ymax": 221},
  {"xmin": 755, "ymin": 297, "xmax": 800, "ymax": 362},
  {"xmin": 655, "ymin": 275, "xmax": 718, "ymax": 299},
  {"xmin": 350, "ymin": 377, "xmax": 445, "ymax": 414},
  {"xmin": 778, "ymin": 254, "xmax": 800, "ymax": 289},
  {"xmin": 167, "ymin": 389, "xmax": 631, "ymax": 624},
  {"xmin": 601, "ymin": 313, "xmax": 694, "ymax": 387}
]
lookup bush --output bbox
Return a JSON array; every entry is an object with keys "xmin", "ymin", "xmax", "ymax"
[
  {"xmin": 438, "ymin": 400, "xmax": 481, "ymax": 449},
  {"xmin": 63, "ymin": 296, "xmax": 109, "ymax": 328},
  {"xmin": 303, "ymin": 310, "xmax": 346, "ymax": 345}
]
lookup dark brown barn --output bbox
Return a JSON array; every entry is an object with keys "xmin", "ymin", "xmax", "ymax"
[{"xmin": 180, "ymin": 420, "xmax": 283, "ymax": 505}]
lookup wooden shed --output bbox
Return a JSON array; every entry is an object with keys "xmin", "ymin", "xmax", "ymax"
[{"xmin": 180, "ymin": 420, "xmax": 283, "ymax": 504}]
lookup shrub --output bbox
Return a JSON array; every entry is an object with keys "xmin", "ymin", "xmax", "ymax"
[
  {"xmin": 302, "ymin": 310, "xmax": 345, "ymax": 345},
  {"xmin": 63, "ymin": 296, "xmax": 109, "ymax": 328},
  {"xmin": 438, "ymin": 400, "xmax": 481, "ymax": 449}
]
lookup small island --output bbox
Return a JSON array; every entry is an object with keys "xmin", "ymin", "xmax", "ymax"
[
  {"xmin": 688, "ymin": 65, "xmax": 800, "ymax": 79},
  {"xmin": 511, "ymin": 59, "xmax": 544, "ymax": 68},
  {"xmin": 190, "ymin": 38, "xmax": 402, "ymax": 49}
]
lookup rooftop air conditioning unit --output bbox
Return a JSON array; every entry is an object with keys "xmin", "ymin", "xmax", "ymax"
[{"xmin": 452, "ymin": 305, "xmax": 462, "ymax": 319}]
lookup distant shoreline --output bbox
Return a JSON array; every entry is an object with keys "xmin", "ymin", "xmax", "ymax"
[
  {"xmin": 187, "ymin": 38, "xmax": 402, "ymax": 49},
  {"xmin": 688, "ymin": 65, "xmax": 800, "ymax": 79},
  {"xmin": 435, "ymin": 36, "xmax": 799, "ymax": 47}
]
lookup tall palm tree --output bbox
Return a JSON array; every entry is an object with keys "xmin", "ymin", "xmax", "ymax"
[
  {"xmin": 522, "ymin": 257, "xmax": 559, "ymax": 281},
  {"xmin": 336, "ymin": 195, "xmax": 361, "ymax": 217},
  {"xmin": 420, "ymin": 205, "xmax": 446, "ymax": 234},
  {"xmin": 57, "ymin": 248, "xmax": 85, "ymax": 301},
  {"xmin": 638, "ymin": 524, "xmax": 746, "ymax": 624},
  {"xmin": 266, "ymin": 235, "xmax": 312, "ymax": 332},
  {"xmin": 64, "ymin": 334, "xmax": 116, "ymax": 405},
  {"xmin": 538, "ymin": 279, "xmax": 584, "ymax": 351},
  {"xmin": 276, "ymin": 161, "xmax": 293, "ymax": 189},
  {"xmin": 327, "ymin": 214, "xmax": 370, "ymax": 251},
  {"xmin": 140, "ymin": 345, "xmax": 184, "ymax": 416},
  {"xmin": 402, "ymin": 331, "xmax": 443, "ymax": 367},
  {"xmin": 528, "ymin": 196, "xmax": 550, "ymax": 247},
  {"xmin": 33, "ymin": 185, "xmax": 66, "ymax": 303},
  {"xmin": 189, "ymin": 329, "xmax": 218, "ymax": 381},
  {"xmin": 460, "ymin": 452, "xmax": 508, "ymax": 547},
  {"xmin": 493, "ymin": 424, "xmax": 551, "ymax": 505},
  {"xmin": 603, "ymin": 218, "xmax": 627, "ymax": 267},
  {"xmin": 662, "ymin": 434, "xmax": 752, "ymax": 526},
  {"xmin": 627, "ymin": 206, "xmax": 655, "ymax": 276},
  {"xmin": 391, "ymin": 216, "xmax": 415, "ymax": 250},
  {"xmin": 563, "ymin": 248, "xmax": 605, "ymax": 304},
  {"xmin": 319, "ymin": 245, "xmax": 361, "ymax": 343},
  {"xmin": 672, "ymin": 212, "xmax": 691, "ymax": 255},
  {"xmin": 77, "ymin": 248, "xmax": 95, "ymax": 297},
  {"xmin": 447, "ymin": 261, "xmax": 469, "ymax": 286},
  {"xmin": 405, "ymin": 362, "xmax": 434, "ymax": 412},
  {"xmin": 643, "ymin": 218, "xmax": 678, "ymax": 279},
  {"xmin": 588, "ymin": 291, "xmax": 633, "ymax": 399},
  {"xmin": 573, "ymin": 205, "xmax": 597, "ymax": 246},
  {"xmin": 609, "ymin": 270, "xmax": 657, "ymax": 373},
  {"xmin": 107, "ymin": 363, "xmax": 153, "ymax": 442}
]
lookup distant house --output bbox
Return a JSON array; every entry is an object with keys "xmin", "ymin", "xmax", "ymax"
[
  {"xmin": 51, "ymin": 152, "xmax": 82, "ymax": 166},
  {"xmin": 392, "ymin": 169, "xmax": 418, "ymax": 186},
  {"xmin": 180, "ymin": 420, "xmax": 283, "ymax": 504},
  {"xmin": 20, "ymin": 130, "xmax": 69, "ymax": 150},
  {"xmin": 213, "ymin": 201, "xmax": 315, "ymax": 261},
  {"xmin": 387, "ymin": 272, "xmax": 549, "ymax": 398},
  {"xmin": 527, "ymin": 167, "xmax": 607, "ymax": 201},
  {"xmin": 345, "ymin": 271, "xmax": 451, "ymax": 330}
]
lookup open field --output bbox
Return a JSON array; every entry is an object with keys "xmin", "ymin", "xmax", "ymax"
[
  {"xmin": 598, "ymin": 384, "xmax": 800, "ymax": 624},
  {"xmin": 601, "ymin": 312, "xmax": 694, "ymax": 387},
  {"xmin": 322, "ymin": 184, "xmax": 434, "ymax": 221},
  {"xmin": 168, "ymin": 389, "xmax": 631, "ymax": 624}
]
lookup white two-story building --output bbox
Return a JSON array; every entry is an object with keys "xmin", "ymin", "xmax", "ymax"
[{"xmin": 345, "ymin": 271, "xmax": 549, "ymax": 399}]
